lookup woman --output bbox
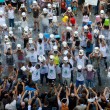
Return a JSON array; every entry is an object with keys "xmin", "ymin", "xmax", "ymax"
[
  {"xmin": 6, "ymin": 4, "xmax": 16, "ymax": 28},
  {"xmin": 99, "ymin": 39, "xmax": 108, "ymax": 70},
  {"xmin": 82, "ymin": 4, "xmax": 90, "ymax": 27},
  {"xmin": 61, "ymin": 0, "xmax": 66, "ymax": 14},
  {"xmin": 5, "ymin": 45, "xmax": 14, "ymax": 74},
  {"xmin": 15, "ymin": 44, "xmax": 24, "ymax": 68}
]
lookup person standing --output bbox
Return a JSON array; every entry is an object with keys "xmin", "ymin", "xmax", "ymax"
[
  {"xmin": 90, "ymin": 47, "xmax": 103, "ymax": 86},
  {"xmin": 6, "ymin": 4, "xmax": 16, "ymax": 28},
  {"xmin": 30, "ymin": 1, "xmax": 40, "ymax": 31},
  {"xmin": 60, "ymin": 56, "xmax": 72, "ymax": 86},
  {"xmin": 47, "ymin": 55, "xmax": 57, "ymax": 85}
]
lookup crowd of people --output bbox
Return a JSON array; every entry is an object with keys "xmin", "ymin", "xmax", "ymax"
[{"xmin": 0, "ymin": 0, "xmax": 110, "ymax": 110}]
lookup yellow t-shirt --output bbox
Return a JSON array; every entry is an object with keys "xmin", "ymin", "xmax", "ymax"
[{"xmin": 54, "ymin": 55, "xmax": 60, "ymax": 65}]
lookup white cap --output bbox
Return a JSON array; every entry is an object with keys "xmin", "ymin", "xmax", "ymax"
[
  {"xmin": 21, "ymin": 4, "xmax": 25, "ymax": 8},
  {"xmin": 50, "ymin": 55, "xmax": 54, "ymax": 60},
  {"xmin": 63, "ymin": 56, "xmax": 68, "ymax": 61},
  {"xmin": 21, "ymin": 66, "xmax": 26, "ymax": 71},
  {"xmin": 74, "ymin": 31, "xmax": 78, "ymax": 37},
  {"xmin": 53, "ymin": 45, "xmax": 58, "ymax": 50},
  {"xmin": 0, "ymin": 11, "xmax": 3, "ymax": 15},
  {"xmin": 53, "ymin": 4, "xmax": 56, "ymax": 8},
  {"xmin": 50, "ymin": 34, "xmax": 55, "ymax": 39},
  {"xmin": 4, "ymin": 35, "xmax": 8, "ymax": 39},
  {"xmin": 77, "ymin": 65, "xmax": 82, "ymax": 70},
  {"xmin": 52, "ymin": 16, "xmax": 57, "ymax": 22},
  {"xmin": 38, "ymin": 55, "xmax": 45, "ymax": 62},
  {"xmin": 66, "ymin": 26, "xmax": 72, "ymax": 31},
  {"xmin": 87, "ymin": 64, "xmax": 93, "ymax": 71},
  {"xmin": 39, "ymin": 33, "xmax": 43, "ymax": 39},
  {"xmin": 24, "ymin": 26, "xmax": 28, "ymax": 31},
  {"xmin": 22, "ymin": 12, "xmax": 26, "ymax": 17},
  {"xmin": 62, "ymin": 41, "xmax": 67, "ymax": 47},
  {"xmin": 79, "ymin": 49, "xmax": 84, "ymax": 56},
  {"xmin": 9, "ymin": 31, "xmax": 13, "ymax": 35},
  {"xmin": 29, "ymin": 38, "xmax": 33, "ymax": 43},
  {"xmin": 84, "ymin": 25, "xmax": 88, "ymax": 30},
  {"xmin": 99, "ymin": 34, "xmax": 105, "ymax": 39},
  {"xmin": 43, "ymin": 8, "xmax": 48, "ymax": 13},
  {"xmin": 94, "ymin": 47, "xmax": 99, "ymax": 53},
  {"xmin": 94, "ymin": 29, "xmax": 99, "ymax": 34},
  {"xmin": 2, "ymin": 24, "xmax": 7, "ymax": 28},
  {"xmin": 33, "ymin": 0, "xmax": 37, "ymax": 4},
  {"xmin": 67, "ymin": 7, "xmax": 72, "ymax": 12},
  {"xmin": 48, "ymin": 3, "xmax": 52, "ymax": 8},
  {"xmin": 100, "ymin": 10, "xmax": 104, "ymax": 14},
  {"xmin": 17, "ymin": 44, "xmax": 21, "ymax": 47},
  {"xmin": 17, "ymin": 44, "xmax": 21, "ymax": 49}
]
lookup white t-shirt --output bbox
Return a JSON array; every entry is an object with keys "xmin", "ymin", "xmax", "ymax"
[
  {"xmin": 82, "ymin": 15, "xmax": 89, "ymax": 22},
  {"xmin": 37, "ymin": 42, "xmax": 45, "ymax": 56},
  {"xmin": 48, "ymin": 64, "xmax": 56, "ymax": 79},
  {"xmin": 32, "ymin": 68, "xmax": 40, "ymax": 81},
  {"xmin": 76, "ymin": 71, "xmax": 84, "ymax": 81},
  {"xmin": 62, "ymin": 64, "xmax": 71, "ymax": 78},
  {"xmin": 75, "ymin": 56, "xmax": 87, "ymax": 68},
  {"xmin": 27, "ymin": 51, "xmax": 37, "ymax": 63},
  {"xmin": 27, "ymin": 66, "xmax": 35, "ymax": 73},
  {"xmin": 47, "ymin": 9, "xmax": 53, "ymax": 20},
  {"xmin": 5, "ymin": 100, "xmax": 17, "ymax": 110},
  {"xmin": 99, "ymin": 44, "xmax": 107, "ymax": 57},
  {"xmin": 8, "ymin": 9, "xmax": 14, "ymax": 19}
]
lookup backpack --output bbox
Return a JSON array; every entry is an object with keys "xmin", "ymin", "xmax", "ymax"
[{"xmin": 61, "ymin": 103, "xmax": 69, "ymax": 110}]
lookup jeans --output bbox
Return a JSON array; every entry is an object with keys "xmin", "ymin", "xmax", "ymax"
[
  {"xmin": 27, "ymin": 0, "xmax": 33, "ymax": 12},
  {"xmin": 76, "ymin": 80, "xmax": 84, "ymax": 88},
  {"xmin": 40, "ymin": 73, "xmax": 48, "ymax": 85},
  {"xmin": 9, "ymin": 19, "xmax": 14, "ymax": 27},
  {"xmin": 86, "ymin": 79, "xmax": 94, "ymax": 88}
]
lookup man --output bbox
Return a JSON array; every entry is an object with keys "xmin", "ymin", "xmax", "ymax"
[
  {"xmin": 90, "ymin": 47, "xmax": 103, "ymax": 86},
  {"xmin": 60, "ymin": 56, "xmax": 72, "ymax": 86}
]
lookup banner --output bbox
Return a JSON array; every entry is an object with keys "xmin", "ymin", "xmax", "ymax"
[
  {"xmin": 85, "ymin": 0, "xmax": 98, "ymax": 6},
  {"xmin": 0, "ymin": 0, "xmax": 4, "ymax": 3}
]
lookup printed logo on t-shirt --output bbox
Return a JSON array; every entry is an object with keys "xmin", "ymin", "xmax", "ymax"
[
  {"xmin": 40, "ymin": 46, "xmax": 42, "ymax": 50},
  {"xmin": 50, "ymin": 69, "xmax": 53, "ymax": 74},
  {"xmin": 64, "ymin": 70, "xmax": 67, "ymax": 74}
]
